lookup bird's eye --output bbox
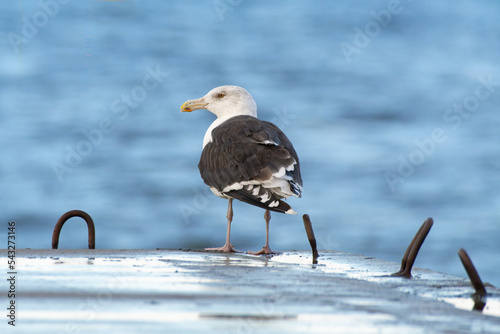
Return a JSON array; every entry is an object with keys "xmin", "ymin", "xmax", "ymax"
[{"xmin": 217, "ymin": 93, "xmax": 225, "ymax": 98}]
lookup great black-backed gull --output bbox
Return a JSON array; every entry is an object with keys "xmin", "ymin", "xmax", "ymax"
[{"xmin": 181, "ymin": 85, "xmax": 302, "ymax": 254}]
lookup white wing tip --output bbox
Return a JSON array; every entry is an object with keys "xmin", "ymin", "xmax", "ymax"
[{"xmin": 285, "ymin": 208, "xmax": 298, "ymax": 215}]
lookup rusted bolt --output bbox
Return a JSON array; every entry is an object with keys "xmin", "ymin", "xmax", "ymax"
[
  {"xmin": 392, "ymin": 217, "xmax": 433, "ymax": 278},
  {"xmin": 302, "ymin": 214, "xmax": 319, "ymax": 263},
  {"xmin": 52, "ymin": 210, "xmax": 96, "ymax": 249},
  {"xmin": 458, "ymin": 248, "xmax": 487, "ymax": 312}
]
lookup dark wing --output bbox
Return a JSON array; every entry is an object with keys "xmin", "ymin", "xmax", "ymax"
[{"xmin": 198, "ymin": 115, "xmax": 302, "ymax": 214}]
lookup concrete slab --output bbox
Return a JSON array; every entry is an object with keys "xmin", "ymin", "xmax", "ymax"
[{"xmin": 2, "ymin": 249, "xmax": 500, "ymax": 333}]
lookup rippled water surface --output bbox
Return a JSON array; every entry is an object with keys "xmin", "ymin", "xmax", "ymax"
[{"xmin": 1, "ymin": 1, "xmax": 499, "ymax": 286}]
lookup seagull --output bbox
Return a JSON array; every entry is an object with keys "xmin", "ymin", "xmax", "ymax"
[{"xmin": 181, "ymin": 85, "xmax": 302, "ymax": 254}]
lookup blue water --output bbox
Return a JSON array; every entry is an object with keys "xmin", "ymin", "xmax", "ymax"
[{"xmin": 1, "ymin": 1, "xmax": 499, "ymax": 287}]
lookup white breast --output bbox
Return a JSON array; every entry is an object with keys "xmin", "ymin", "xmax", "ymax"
[{"xmin": 202, "ymin": 118, "xmax": 225, "ymax": 148}]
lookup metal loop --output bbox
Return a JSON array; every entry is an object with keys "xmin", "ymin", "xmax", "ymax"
[
  {"xmin": 458, "ymin": 248, "xmax": 487, "ymax": 312},
  {"xmin": 392, "ymin": 217, "xmax": 433, "ymax": 278},
  {"xmin": 52, "ymin": 210, "xmax": 96, "ymax": 249},
  {"xmin": 302, "ymin": 214, "xmax": 319, "ymax": 264}
]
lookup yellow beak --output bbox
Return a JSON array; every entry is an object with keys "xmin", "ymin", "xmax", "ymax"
[{"xmin": 180, "ymin": 98, "xmax": 208, "ymax": 112}]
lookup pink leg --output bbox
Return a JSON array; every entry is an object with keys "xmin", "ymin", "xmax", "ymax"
[
  {"xmin": 205, "ymin": 199, "xmax": 241, "ymax": 253},
  {"xmin": 248, "ymin": 210, "xmax": 278, "ymax": 255}
]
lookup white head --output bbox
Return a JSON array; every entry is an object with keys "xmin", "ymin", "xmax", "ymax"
[{"xmin": 181, "ymin": 85, "xmax": 257, "ymax": 119}]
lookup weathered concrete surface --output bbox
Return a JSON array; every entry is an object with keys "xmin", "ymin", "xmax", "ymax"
[{"xmin": 2, "ymin": 249, "xmax": 500, "ymax": 334}]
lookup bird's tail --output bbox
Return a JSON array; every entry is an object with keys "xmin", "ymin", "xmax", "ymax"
[{"xmin": 226, "ymin": 189, "xmax": 297, "ymax": 214}]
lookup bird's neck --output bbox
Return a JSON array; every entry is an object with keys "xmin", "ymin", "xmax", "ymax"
[{"xmin": 202, "ymin": 111, "xmax": 257, "ymax": 149}]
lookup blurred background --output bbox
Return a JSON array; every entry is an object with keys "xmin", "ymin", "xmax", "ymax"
[{"xmin": 1, "ymin": 1, "xmax": 499, "ymax": 286}]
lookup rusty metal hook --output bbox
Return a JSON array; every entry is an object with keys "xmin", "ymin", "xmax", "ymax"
[
  {"xmin": 302, "ymin": 214, "xmax": 319, "ymax": 264},
  {"xmin": 52, "ymin": 210, "xmax": 96, "ymax": 249},
  {"xmin": 392, "ymin": 217, "xmax": 433, "ymax": 278},
  {"xmin": 458, "ymin": 248, "xmax": 487, "ymax": 312}
]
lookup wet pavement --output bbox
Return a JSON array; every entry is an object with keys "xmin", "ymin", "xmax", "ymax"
[{"xmin": 4, "ymin": 249, "xmax": 500, "ymax": 333}]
